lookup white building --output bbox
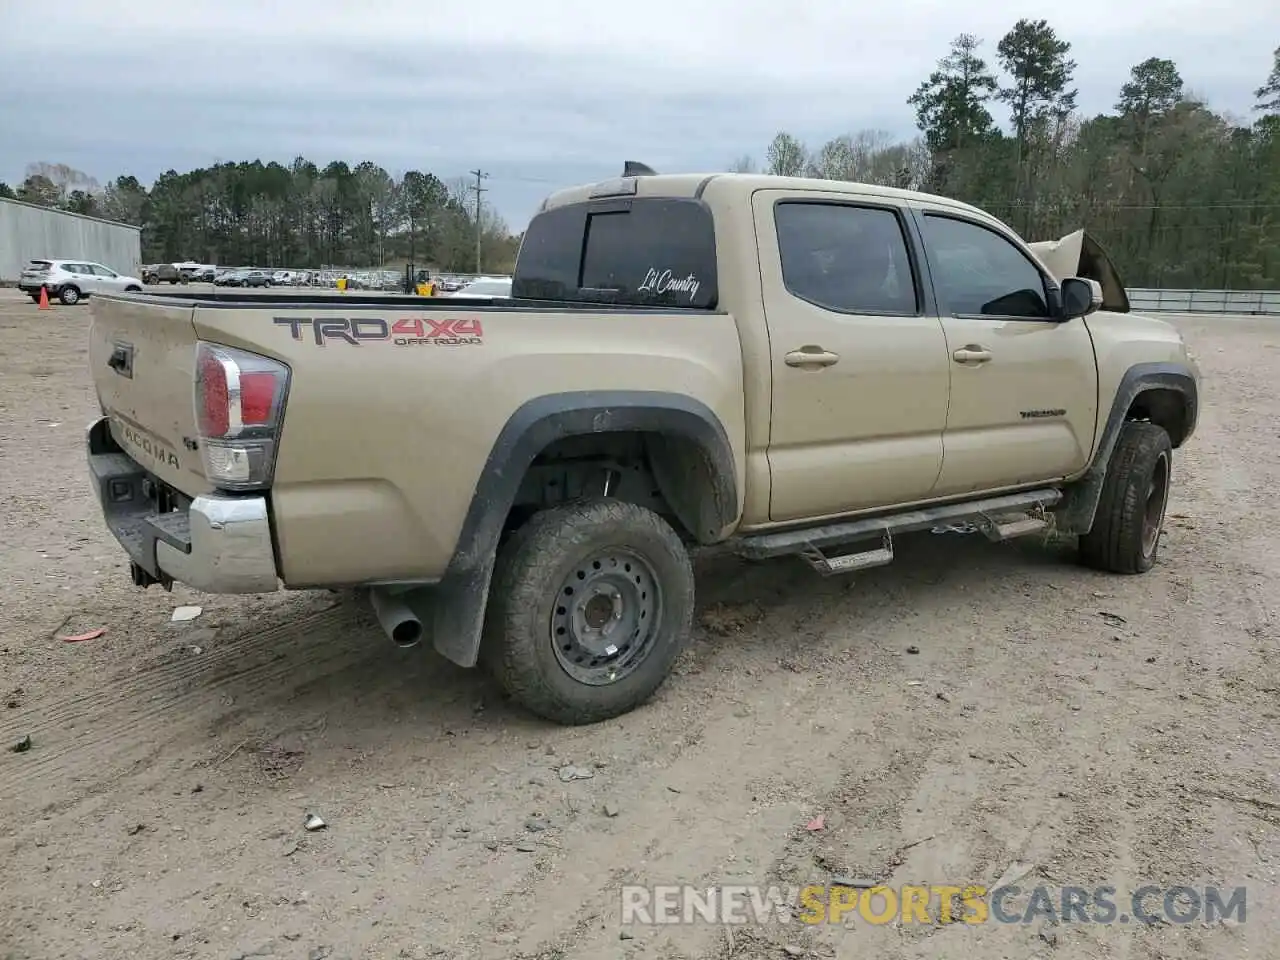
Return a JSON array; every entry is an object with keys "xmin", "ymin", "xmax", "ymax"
[{"xmin": 0, "ymin": 197, "xmax": 142, "ymax": 282}]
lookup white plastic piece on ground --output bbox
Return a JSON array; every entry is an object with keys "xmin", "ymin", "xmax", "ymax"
[{"xmin": 171, "ymin": 605, "xmax": 203, "ymax": 622}]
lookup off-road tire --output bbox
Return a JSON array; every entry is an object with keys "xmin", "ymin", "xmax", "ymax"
[
  {"xmin": 1078, "ymin": 421, "xmax": 1173, "ymax": 574},
  {"xmin": 481, "ymin": 498, "xmax": 695, "ymax": 725},
  {"xmin": 59, "ymin": 286, "xmax": 80, "ymax": 305}
]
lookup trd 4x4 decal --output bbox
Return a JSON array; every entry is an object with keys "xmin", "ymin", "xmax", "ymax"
[{"xmin": 273, "ymin": 316, "xmax": 484, "ymax": 346}]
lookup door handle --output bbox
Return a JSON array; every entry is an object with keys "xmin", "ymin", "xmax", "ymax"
[
  {"xmin": 952, "ymin": 346, "xmax": 992, "ymax": 364},
  {"xmin": 785, "ymin": 347, "xmax": 840, "ymax": 368}
]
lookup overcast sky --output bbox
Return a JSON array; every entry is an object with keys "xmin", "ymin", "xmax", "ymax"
[{"xmin": 1, "ymin": 1, "xmax": 1275, "ymax": 230}]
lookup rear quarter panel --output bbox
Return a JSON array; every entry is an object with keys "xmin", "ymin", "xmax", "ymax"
[{"xmin": 191, "ymin": 304, "xmax": 747, "ymax": 587}]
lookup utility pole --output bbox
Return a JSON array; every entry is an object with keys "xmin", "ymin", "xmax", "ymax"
[{"xmin": 469, "ymin": 169, "xmax": 489, "ymax": 274}]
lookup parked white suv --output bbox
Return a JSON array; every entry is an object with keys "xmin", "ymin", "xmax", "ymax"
[
  {"xmin": 446, "ymin": 276, "xmax": 512, "ymax": 299},
  {"xmin": 17, "ymin": 259, "xmax": 144, "ymax": 305}
]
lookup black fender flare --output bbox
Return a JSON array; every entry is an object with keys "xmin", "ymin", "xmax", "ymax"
[
  {"xmin": 424, "ymin": 390, "xmax": 739, "ymax": 667},
  {"xmin": 1056, "ymin": 361, "xmax": 1198, "ymax": 535}
]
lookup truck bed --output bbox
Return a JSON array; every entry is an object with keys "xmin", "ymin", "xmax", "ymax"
[{"xmin": 87, "ymin": 289, "xmax": 747, "ymax": 590}]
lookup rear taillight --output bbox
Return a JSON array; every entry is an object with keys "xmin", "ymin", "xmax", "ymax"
[{"xmin": 194, "ymin": 341, "xmax": 290, "ymax": 491}]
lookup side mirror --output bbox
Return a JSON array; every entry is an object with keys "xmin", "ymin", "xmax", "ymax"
[{"xmin": 1061, "ymin": 276, "xmax": 1103, "ymax": 319}]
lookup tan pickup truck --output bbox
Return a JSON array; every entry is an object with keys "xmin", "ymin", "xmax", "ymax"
[{"xmin": 85, "ymin": 166, "xmax": 1200, "ymax": 725}]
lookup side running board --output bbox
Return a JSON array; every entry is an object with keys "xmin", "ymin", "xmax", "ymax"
[{"xmin": 736, "ymin": 488, "xmax": 1061, "ymax": 575}]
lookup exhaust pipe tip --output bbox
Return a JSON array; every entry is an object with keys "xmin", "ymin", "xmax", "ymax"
[
  {"xmin": 369, "ymin": 587, "xmax": 425, "ymax": 649},
  {"xmin": 389, "ymin": 618, "xmax": 423, "ymax": 648}
]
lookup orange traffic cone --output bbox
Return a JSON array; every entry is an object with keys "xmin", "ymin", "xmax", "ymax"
[{"xmin": 38, "ymin": 286, "xmax": 50, "ymax": 310}]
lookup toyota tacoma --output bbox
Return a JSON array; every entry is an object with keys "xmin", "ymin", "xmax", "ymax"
[{"xmin": 84, "ymin": 165, "xmax": 1200, "ymax": 724}]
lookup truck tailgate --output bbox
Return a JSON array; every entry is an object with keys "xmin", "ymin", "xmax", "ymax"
[{"xmin": 88, "ymin": 295, "xmax": 213, "ymax": 496}]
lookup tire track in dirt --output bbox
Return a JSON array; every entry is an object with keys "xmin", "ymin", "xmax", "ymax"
[{"xmin": 0, "ymin": 598, "xmax": 374, "ymax": 810}]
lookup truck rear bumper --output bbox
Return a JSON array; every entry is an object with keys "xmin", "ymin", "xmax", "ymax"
[{"xmin": 86, "ymin": 416, "xmax": 280, "ymax": 594}]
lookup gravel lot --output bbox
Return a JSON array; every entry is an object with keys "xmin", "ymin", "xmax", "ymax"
[{"xmin": 0, "ymin": 287, "xmax": 1277, "ymax": 960}]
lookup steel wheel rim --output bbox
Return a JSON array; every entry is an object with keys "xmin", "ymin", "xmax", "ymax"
[
  {"xmin": 551, "ymin": 548, "xmax": 662, "ymax": 686},
  {"xmin": 1141, "ymin": 452, "xmax": 1171, "ymax": 557}
]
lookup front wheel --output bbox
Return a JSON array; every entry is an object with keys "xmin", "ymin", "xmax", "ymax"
[
  {"xmin": 1078, "ymin": 421, "xmax": 1173, "ymax": 574},
  {"xmin": 125, "ymin": 285, "xmax": 142, "ymax": 293},
  {"xmin": 482, "ymin": 498, "xmax": 695, "ymax": 725},
  {"xmin": 59, "ymin": 286, "xmax": 81, "ymax": 305}
]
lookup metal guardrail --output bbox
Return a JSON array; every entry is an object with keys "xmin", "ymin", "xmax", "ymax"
[{"xmin": 1127, "ymin": 289, "xmax": 1280, "ymax": 315}]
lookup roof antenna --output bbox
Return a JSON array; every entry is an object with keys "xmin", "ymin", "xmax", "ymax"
[{"xmin": 622, "ymin": 161, "xmax": 658, "ymax": 177}]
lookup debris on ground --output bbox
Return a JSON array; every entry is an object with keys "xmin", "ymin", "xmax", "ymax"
[
  {"xmin": 515, "ymin": 842, "xmax": 537, "ymax": 853},
  {"xmin": 699, "ymin": 601, "xmax": 766, "ymax": 636},
  {"xmin": 303, "ymin": 813, "xmax": 326, "ymax": 832},
  {"xmin": 525, "ymin": 818, "xmax": 550, "ymax": 832},
  {"xmin": 906, "ymin": 645, "xmax": 920, "ymax": 654},
  {"xmin": 60, "ymin": 628, "xmax": 106, "ymax": 644},
  {"xmin": 1098, "ymin": 611, "xmax": 1127, "ymax": 626},
  {"xmin": 603, "ymin": 801, "xmax": 620, "ymax": 818},
  {"xmin": 831, "ymin": 876, "xmax": 879, "ymax": 889},
  {"xmin": 170, "ymin": 605, "xmax": 203, "ymax": 623},
  {"xmin": 805, "ymin": 815, "xmax": 825, "ymax": 831},
  {"xmin": 10, "ymin": 734, "xmax": 32, "ymax": 753},
  {"xmin": 558, "ymin": 764, "xmax": 594, "ymax": 782},
  {"xmin": 126, "ymin": 823, "xmax": 146, "ymax": 836}
]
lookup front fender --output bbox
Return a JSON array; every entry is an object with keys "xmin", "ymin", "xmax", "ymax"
[{"xmin": 1056, "ymin": 361, "xmax": 1198, "ymax": 534}]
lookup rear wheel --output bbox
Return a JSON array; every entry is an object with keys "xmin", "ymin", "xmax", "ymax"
[
  {"xmin": 481, "ymin": 498, "xmax": 695, "ymax": 725},
  {"xmin": 1078, "ymin": 421, "xmax": 1172, "ymax": 574},
  {"xmin": 59, "ymin": 286, "xmax": 80, "ymax": 305}
]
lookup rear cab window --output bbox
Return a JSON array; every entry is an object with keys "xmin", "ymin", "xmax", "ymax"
[{"xmin": 512, "ymin": 197, "xmax": 718, "ymax": 309}]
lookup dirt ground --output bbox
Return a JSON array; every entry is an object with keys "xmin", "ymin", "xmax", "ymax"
[{"xmin": 1, "ymin": 287, "xmax": 1277, "ymax": 960}]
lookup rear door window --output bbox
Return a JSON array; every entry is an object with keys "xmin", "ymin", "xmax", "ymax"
[
  {"xmin": 775, "ymin": 201, "xmax": 919, "ymax": 315},
  {"xmin": 513, "ymin": 197, "xmax": 718, "ymax": 308}
]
